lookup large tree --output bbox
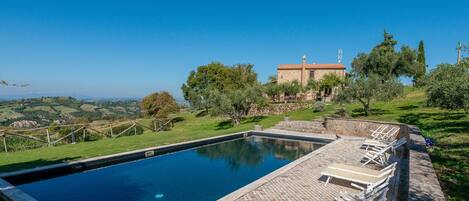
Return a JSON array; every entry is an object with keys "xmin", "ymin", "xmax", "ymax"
[
  {"xmin": 281, "ymin": 80, "xmax": 302, "ymax": 100},
  {"xmin": 352, "ymin": 31, "xmax": 418, "ymax": 81},
  {"xmin": 318, "ymin": 73, "xmax": 344, "ymax": 100},
  {"xmin": 209, "ymin": 84, "xmax": 267, "ymax": 125},
  {"xmin": 181, "ymin": 62, "xmax": 258, "ymax": 113},
  {"xmin": 414, "ymin": 40, "xmax": 427, "ymax": 86},
  {"xmin": 181, "ymin": 62, "xmax": 230, "ymax": 113},
  {"xmin": 182, "ymin": 62, "xmax": 265, "ymax": 125},
  {"xmin": 338, "ymin": 74, "xmax": 403, "ymax": 115},
  {"xmin": 340, "ymin": 31, "xmax": 414, "ymax": 115},
  {"xmin": 426, "ymin": 62, "xmax": 469, "ymax": 113},
  {"xmin": 140, "ymin": 91, "xmax": 178, "ymax": 118},
  {"xmin": 263, "ymin": 76, "xmax": 283, "ymax": 102}
]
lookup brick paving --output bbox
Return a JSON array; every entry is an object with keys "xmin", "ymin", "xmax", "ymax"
[{"xmin": 220, "ymin": 136, "xmax": 368, "ymax": 201}]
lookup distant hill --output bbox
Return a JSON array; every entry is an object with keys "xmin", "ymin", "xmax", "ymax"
[{"xmin": 0, "ymin": 96, "xmax": 141, "ymax": 127}]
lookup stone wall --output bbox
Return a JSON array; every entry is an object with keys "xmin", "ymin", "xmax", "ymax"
[
  {"xmin": 248, "ymin": 103, "xmax": 312, "ymax": 116},
  {"xmin": 274, "ymin": 120, "xmax": 329, "ymax": 134},
  {"xmin": 324, "ymin": 118, "xmax": 407, "ymax": 139},
  {"xmin": 274, "ymin": 118, "xmax": 407, "ymax": 139}
]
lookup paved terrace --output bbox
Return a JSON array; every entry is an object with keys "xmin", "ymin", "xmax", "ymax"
[{"xmin": 220, "ymin": 129, "xmax": 386, "ymax": 201}]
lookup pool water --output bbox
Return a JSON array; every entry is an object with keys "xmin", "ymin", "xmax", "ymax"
[{"xmin": 17, "ymin": 136, "xmax": 325, "ymax": 201}]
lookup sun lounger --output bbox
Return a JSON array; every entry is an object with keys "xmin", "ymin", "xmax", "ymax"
[
  {"xmin": 336, "ymin": 178, "xmax": 390, "ymax": 201},
  {"xmin": 321, "ymin": 162, "xmax": 396, "ymax": 187},
  {"xmin": 328, "ymin": 162, "xmax": 397, "ymax": 177},
  {"xmin": 371, "ymin": 127, "xmax": 400, "ymax": 141},
  {"xmin": 369, "ymin": 125, "xmax": 388, "ymax": 138},
  {"xmin": 361, "ymin": 142, "xmax": 394, "ymax": 166},
  {"xmin": 324, "ymin": 163, "xmax": 397, "ymax": 200},
  {"xmin": 366, "ymin": 137, "xmax": 407, "ymax": 155}
]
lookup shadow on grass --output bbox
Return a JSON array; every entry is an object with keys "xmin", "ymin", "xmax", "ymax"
[
  {"xmin": 428, "ymin": 149, "xmax": 469, "ymax": 200},
  {"xmin": 195, "ymin": 110, "xmax": 208, "ymax": 117},
  {"xmin": 0, "ymin": 157, "xmax": 80, "ymax": 174},
  {"xmin": 398, "ymin": 111, "xmax": 469, "ymax": 200},
  {"xmin": 398, "ymin": 112, "xmax": 469, "ymax": 133},
  {"xmin": 215, "ymin": 116, "xmax": 267, "ymax": 130},
  {"xmin": 216, "ymin": 120, "xmax": 233, "ymax": 130},
  {"xmin": 398, "ymin": 105, "xmax": 419, "ymax": 110},
  {"xmin": 172, "ymin": 116, "xmax": 185, "ymax": 123},
  {"xmin": 351, "ymin": 108, "xmax": 389, "ymax": 117}
]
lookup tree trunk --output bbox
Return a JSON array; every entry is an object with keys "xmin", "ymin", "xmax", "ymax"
[
  {"xmin": 363, "ymin": 104, "xmax": 370, "ymax": 116},
  {"xmin": 232, "ymin": 116, "xmax": 241, "ymax": 126}
]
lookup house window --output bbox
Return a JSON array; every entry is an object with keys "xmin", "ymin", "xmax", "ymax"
[{"xmin": 309, "ymin": 70, "xmax": 315, "ymax": 80}]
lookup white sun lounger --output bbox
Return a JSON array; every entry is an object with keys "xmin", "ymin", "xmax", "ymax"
[
  {"xmin": 370, "ymin": 124, "xmax": 388, "ymax": 136},
  {"xmin": 371, "ymin": 127, "xmax": 400, "ymax": 141},
  {"xmin": 363, "ymin": 128, "xmax": 400, "ymax": 150},
  {"xmin": 335, "ymin": 176, "xmax": 391, "ymax": 201},
  {"xmin": 321, "ymin": 162, "xmax": 396, "ymax": 187},
  {"xmin": 367, "ymin": 137, "xmax": 407, "ymax": 154},
  {"xmin": 369, "ymin": 125, "xmax": 388, "ymax": 138},
  {"xmin": 361, "ymin": 142, "xmax": 395, "ymax": 166},
  {"xmin": 328, "ymin": 162, "xmax": 397, "ymax": 178}
]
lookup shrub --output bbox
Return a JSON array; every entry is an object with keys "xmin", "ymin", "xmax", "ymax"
[
  {"xmin": 313, "ymin": 102, "xmax": 325, "ymax": 112},
  {"xmin": 333, "ymin": 107, "xmax": 349, "ymax": 118}
]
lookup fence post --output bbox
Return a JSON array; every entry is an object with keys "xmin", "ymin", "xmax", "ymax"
[
  {"xmin": 153, "ymin": 121, "xmax": 157, "ymax": 131},
  {"xmin": 46, "ymin": 128, "xmax": 51, "ymax": 147},
  {"xmin": 134, "ymin": 124, "xmax": 137, "ymax": 135},
  {"xmin": 83, "ymin": 128, "xmax": 86, "ymax": 141},
  {"xmin": 2, "ymin": 132, "xmax": 7, "ymax": 153},
  {"xmin": 71, "ymin": 128, "xmax": 76, "ymax": 144},
  {"xmin": 110, "ymin": 125, "xmax": 113, "ymax": 137}
]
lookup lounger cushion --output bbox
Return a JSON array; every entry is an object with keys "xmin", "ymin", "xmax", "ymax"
[
  {"xmin": 321, "ymin": 167, "xmax": 385, "ymax": 185},
  {"xmin": 328, "ymin": 163, "xmax": 382, "ymax": 177},
  {"xmin": 363, "ymin": 139, "xmax": 387, "ymax": 147}
]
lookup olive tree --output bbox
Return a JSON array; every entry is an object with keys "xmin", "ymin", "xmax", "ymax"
[
  {"xmin": 339, "ymin": 74, "xmax": 403, "ymax": 116},
  {"xmin": 209, "ymin": 84, "xmax": 267, "ymax": 125},
  {"xmin": 426, "ymin": 62, "xmax": 469, "ymax": 113}
]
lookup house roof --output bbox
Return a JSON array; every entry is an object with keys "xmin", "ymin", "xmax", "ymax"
[{"xmin": 278, "ymin": 63, "xmax": 345, "ymax": 70}]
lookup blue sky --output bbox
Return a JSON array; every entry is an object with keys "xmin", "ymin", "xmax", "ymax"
[{"xmin": 1, "ymin": 0, "xmax": 468, "ymax": 100}]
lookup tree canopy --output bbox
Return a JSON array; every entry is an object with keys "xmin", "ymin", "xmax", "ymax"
[
  {"xmin": 414, "ymin": 40, "xmax": 427, "ymax": 86},
  {"xmin": 338, "ymin": 74, "xmax": 403, "ymax": 115},
  {"xmin": 140, "ymin": 91, "xmax": 178, "ymax": 118},
  {"xmin": 351, "ymin": 31, "xmax": 418, "ymax": 81},
  {"xmin": 339, "ymin": 31, "xmax": 412, "ymax": 115},
  {"xmin": 426, "ymin": 61, "xmax": 469, "ymax": 113},
  {"xmin": 181, "ymin": 62, "xmax": 258, "ymax": 113},
  {"xmin": 182, "ymin": 62, "xmax": 265, "ymax": 125}
]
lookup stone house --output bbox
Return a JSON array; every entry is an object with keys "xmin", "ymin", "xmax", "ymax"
[{"xmin": 277, "ymin": 55, "xmax": 346, "ymax": 101}]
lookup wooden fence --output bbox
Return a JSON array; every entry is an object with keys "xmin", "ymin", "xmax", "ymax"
[{"xmin": 0, "ymin": 118, "xmax": 175, "ymax": 153}]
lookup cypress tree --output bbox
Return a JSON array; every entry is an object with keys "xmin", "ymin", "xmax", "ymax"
[{"xmin": 415, "ymin": 40, "xmax": 426, "ymax": 86}]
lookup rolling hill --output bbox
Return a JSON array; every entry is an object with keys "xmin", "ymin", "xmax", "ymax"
[{"xmin": 0, "ymin": 96, "xmax": 141, "ymax": 127}]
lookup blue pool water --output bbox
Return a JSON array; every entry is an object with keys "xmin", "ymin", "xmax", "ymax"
[{"xmin": 17, "ymin": 136, "xmax": 325, "ymax": 201}]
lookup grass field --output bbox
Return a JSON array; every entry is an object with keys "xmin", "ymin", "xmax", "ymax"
[
  {"xmin": 0, "ymin": 89, "xmax": 467, "ymax": 200},
  {"xmin": 0, "ymin": 107, "xmax": 333, "ymax": 173}
]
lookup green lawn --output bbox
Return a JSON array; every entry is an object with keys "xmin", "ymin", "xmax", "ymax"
[
  {"xmin": 0, "ymin": 107, "xmax": 333, "ymax": 173},
  {"xmin": 343, "ymin": 88, "xmax": 468, "ymax": 201},
  {"xmin": 0, "ymin": 90, "xmax": 467, "ymax": 200}
]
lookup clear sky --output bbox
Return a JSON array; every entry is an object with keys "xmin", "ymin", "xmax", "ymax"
[{"xmin": 1, "ymin": 0, "xmax": 468, "ymax": 100}]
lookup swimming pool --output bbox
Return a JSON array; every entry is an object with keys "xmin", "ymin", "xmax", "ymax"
[{"xmin": 9, "ymin": 135, "xmax": 327, "ymax": 201}]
